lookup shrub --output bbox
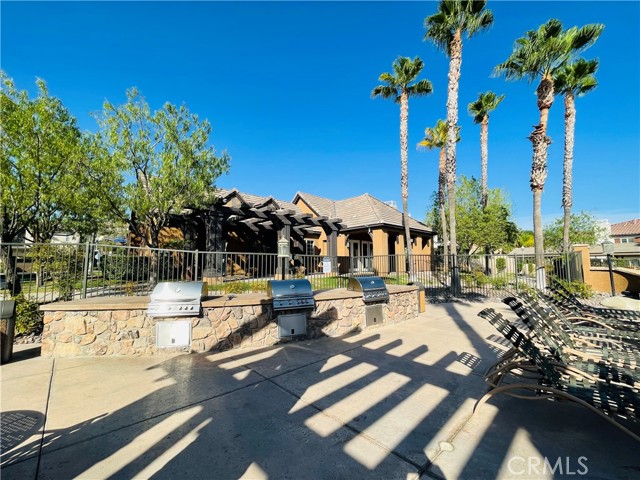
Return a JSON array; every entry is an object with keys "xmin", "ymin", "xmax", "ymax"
[
  {"xmin": 103, "ymin": 254, "xmax": 149, "ymax": 281},
  {"xmin": 555, "ymin": 279, "xmax": 593, "ymax": 299},
  {"xmin": 491, "ymin": 276, "xmax": 509, "ymax": 289},
  {"xmin": 495, "ymin": 257, "xmax": 506, "ymax": 273},
  {"xmin": 13, "ymin": 293, "xmax": 42, "ymax": 335},
  {"xmin": 214, "ymin": 281, "xmax": 269, "ymax": 294}
]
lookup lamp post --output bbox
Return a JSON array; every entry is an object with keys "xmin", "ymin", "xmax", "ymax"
[
  {"xmin": 277, "ymin": 237, "xmax": 290, "ymax": 281},
  {"xmin": 602, "ymin": 241, "xmax": 615, "ymax": 296}
]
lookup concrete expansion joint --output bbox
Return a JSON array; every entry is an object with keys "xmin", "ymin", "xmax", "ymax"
[{"xmin": 35, "ymin": 357, "xmax": 56, "ymax": 478}]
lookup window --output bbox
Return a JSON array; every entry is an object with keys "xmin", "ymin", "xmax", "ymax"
[{"xmin": 305, "ymin": 240, "xmax": 315, "ymax": 255}]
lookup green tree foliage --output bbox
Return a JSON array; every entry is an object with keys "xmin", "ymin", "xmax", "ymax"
[
  {"xmin": 0, "ymin": 73, "xmax": 111, "ymax": 243},
  {"xmin": 427, "ymin": 176, "xmax": 517, "ymax": 254},
  {"xmin": 94, "ymin": 88, "xmax": 231, "ymax": 249},
  {"xmin": 543, "ymin": 211, "xmax": 605, "ymax": 252},
  {"xmin": 516, "ymin": 230, "xmax": 535, "ymax": 247}
]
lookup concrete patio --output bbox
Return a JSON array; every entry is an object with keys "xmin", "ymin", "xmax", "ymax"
[{"xmin": 1, "ymin": 300, "xmax": 639, "ymax": 479}]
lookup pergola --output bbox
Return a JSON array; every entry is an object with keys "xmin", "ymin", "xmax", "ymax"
[{"xmin": 198, "ymin": 189, "xmax": 344, "ymax": 275}]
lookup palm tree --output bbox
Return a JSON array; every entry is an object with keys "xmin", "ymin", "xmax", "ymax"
[
  {"xmin": 555, "ymin": 59, "xmax": 599, "ymax": 253},
  {"xmin": 467, "ymin": 91, "xmax": 504, "ymax": 210},
  {"xmin": 418, "ymin": 119, "xmax": 460, "ymax": 270},
  {"xmin": 424, "ymin": 0, "xmax": 493, "ymax": 292},
  {"xmin": 372, "ymin": 56, "xmax": 433, "ymax": 277},
  {"xmin": 494, "ymin": 19, "xmax": 603, "ymax": 288}
]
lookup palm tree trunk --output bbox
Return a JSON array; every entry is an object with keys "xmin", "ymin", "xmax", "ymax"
[
  {"xmin": 399, "ymin": 92, "xmax": 413, "ymax": 278},
  {"xmin": 480, "ymin": 115, "xmax": 489, "ymax": 210},
  {"xmin": 530, "ymin": 74, "xmax": 554, "ymax": 289},
  {"xmin": 438, "ymin": 149, "xmax": 449, "ymax": 271},
  {"xmin": 446, "ymin": 30, "xmax": 462, "ymax": 293},
  {"xmin": 562, "ymin": 92, "xmax": 575, "ymax": 253},
  {"xmin": 481, "ymin": 115, "xmax": 490, "ymax": 275}
]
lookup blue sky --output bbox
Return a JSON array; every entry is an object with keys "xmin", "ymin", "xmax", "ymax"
[{"xmin": 2, "ymin": 1, "xmax": 639, "ymax": 230}]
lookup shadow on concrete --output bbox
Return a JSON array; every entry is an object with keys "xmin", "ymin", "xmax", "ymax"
[
  {"xmin": 2, "ymin": 301, "xmax": 639, "ymax": 479},
  {"xmin": 8, "ymin": 345, "xmax": 42, "ymax": 363}
]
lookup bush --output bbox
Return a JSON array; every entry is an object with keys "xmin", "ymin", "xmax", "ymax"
[
  {"xmin": 213, "ymin": 281, "xmax": 269, "ymax": 294},
  {"xmin": 491, "ymin": 276, "xmax": 509, "ymax": 289},
  {"xmin": 103, "ymin": 254, "xmax": 149, "ymax": 281},
  {"xmin": 13, "ymin": 293, "xmax": 42, "ymax": 335},
  {"xmin": 462, "ymin": 271, "xmax": 490, "ymax": 287},
  {"xmin": 555, "ymin": 279, "xmax": 593, "ymax": 299},
  {"xmin": 495, "ymin": 257, "xmax": 506, "ymax": 273}
]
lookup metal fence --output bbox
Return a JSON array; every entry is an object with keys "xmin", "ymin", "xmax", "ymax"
[
  {"xmin": 1, "ymin": 242, "xmax": 583, "ymax": 304},
  {"xmin": 590, "ymin": 257, "xmax": 640, "ymax": 270}
]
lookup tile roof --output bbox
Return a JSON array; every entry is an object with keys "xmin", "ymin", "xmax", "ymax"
[
  {"xmin": 216, "ymin": 188, "xmax": 434, "ymax": 234},
  {"xmin": 295, "ymin": 192, "xmax": 433, "ymax": 233},
  {"xmin": 610, "ymin": 219, "xmax": 640, "ymax": 236},
  {"xmin": 590, "ymin": 242, "xmax": 640, "ymax": 256}
]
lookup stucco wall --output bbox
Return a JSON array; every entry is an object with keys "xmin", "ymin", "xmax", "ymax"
[
  {"xmin": 589, "ymin": 267, "xmax": 640, "ymax": 294},
  {"xmin": 41, "ymin": 286, "xmax": 419, "ymax": 358}
]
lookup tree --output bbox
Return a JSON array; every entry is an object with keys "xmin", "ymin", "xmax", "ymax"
[
  {"xmin": 418, "ymin": 119, "xmax": 460, "ymax": 268},
  {"xmin": 1, "ymin": 73, "xmax": 112, "ymax": 293},
  {"xmin": 424, "ymin": 0, "xmax": 494, "ymax": 290},
  {"xmin": 372, "ymin": 57, "xmax": 433, "ymax": 277},
  {"xmin": 543, "ymin": 211, "xmax": 605, "ymax": 252},
  {"xmin": 516, "ymin": 230, "xmax": 535, "ymax": 248},
  {"xmin": 95, "ymin": 88, "xmax": 230, "ymax": 282},
  {"xmin": 554, "ymin": 59, "xmax": 599, "ymax": 253},
  {"xmin": 454, "ymin": 176, "xmax": 518, "ymax": 255},
  {"xmin": 0, "ymin": 74, "xmax": 101, "ymax": 243},
  {"xmin": 467, "ymin": 91, "xmax": 504, "ymax": 209},
  {"xmin": 494, "ymin": 19, "xmax": 603, "ymax": 288}
]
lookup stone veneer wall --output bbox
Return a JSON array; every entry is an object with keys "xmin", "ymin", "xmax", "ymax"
[{"xmin": 41, "ymin": 288, "xmax": 418, "ymax": 357}]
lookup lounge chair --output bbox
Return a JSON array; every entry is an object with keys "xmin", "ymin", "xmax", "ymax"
[
  {"xmin": 542, "ymin": 291, "xmax": 639, "ymax": 332},
  {"xmin": 476, "ymin": 307, "xmax": 640, "ymax": 442},
  {"xmin": 548, "ymin": 279, "xmax": 640, "ymax": 322},
  {"xmin": 502, "ymin": 296, "xmax": 640, "ymax": 381},
  {"xmin": 514, "ymin": 291, "xmax": 640, "ymax": 347}
]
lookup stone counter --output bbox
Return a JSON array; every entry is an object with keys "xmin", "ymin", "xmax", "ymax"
[{"xmin": 41, "ymin": 285, "xmax": 419, "ymax": 357}]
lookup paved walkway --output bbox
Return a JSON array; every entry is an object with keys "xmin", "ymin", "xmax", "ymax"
[{"xmin": 1, "ymin": 301, "xmax": 639, "ymax": 479}]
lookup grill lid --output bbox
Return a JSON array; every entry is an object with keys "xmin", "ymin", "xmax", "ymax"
[
  {"xmin": 150, "ymin": 281, "xmax": 208, "ymax": 302},
  {"xmin": 347, "ymin": 276, "xmax": 387, "ymax": 292},
  {"xmin": 267, "ymin": 279, "xmax": 313, "ymax": 298},
  {"xmin": 267, "ymin": 279, "xmax": 315, "ymax": 310},
  {"xmin": 347, "ymin": 276, "xmax": 389, "ymax": 303},
  {"xmin": 147, "ymin": 281, "xmax": 207, "ymax": 317}
]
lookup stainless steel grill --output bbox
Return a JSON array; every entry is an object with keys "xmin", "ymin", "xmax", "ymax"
[
  {"xmin": 267, "ymin": 279, "xmax": 315, "ymax": 311},
  {"xmin": 147, "ymin": 281, "xmax": 208, "ymax": 317},
  {"xmin": 347, "ymin": 276, "xmax": 389, "ymax": 303}
]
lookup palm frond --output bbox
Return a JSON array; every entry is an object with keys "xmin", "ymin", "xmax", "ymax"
[
  {"xmin": 378, "ymin": 72, "xmax": 397, "ymax": 85},
  {"xmin": 467, "ymin": 91, "xmax": 504, "ymax": 123},
  {"xmin": 371, "ymin": 85, "xmax": 399, "ymax": 101},
  {"xmin": 408, "ymin": 79, "xmax": 434, "ymax": 97},
  {"xmin": 373, "ymin": 56, "xmax": 431, "ymax": 104},
  {"xmin": 567, "ymin": 23, "xmax": 604, "ymax": 53},
  {"xmin": 424, "ymin": 0, "xmax": 493, "ymax": 54},
  {"xmin": 494, "ymin": 18, "xmax": 601, "ymax": 83},
  {"xmin": 554, "ymin": 58, "xmax": 599, "ymax": 96}
]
